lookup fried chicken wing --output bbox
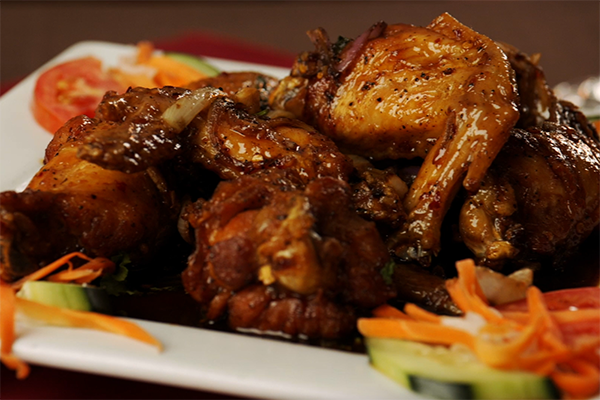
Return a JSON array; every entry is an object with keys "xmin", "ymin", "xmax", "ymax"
[
  {"xmin": 189, "ymin": 97, "xmax": 353, "ymax": 184},
  {"xmin": 77, "ymin": 86, "xmax": 223, "ymax": 173},
  {"xmin": 182, "ymin": 171, "xmax": 395, "ymax": 338},
  {"xmin": 271, "ymin": 13, "xmax": 519, "ymax": 264},
  {"xmin": 78, "ymin": 83, "xmax": 352, "ymax": 187},
  {"xmin": 459, "ymin": 47, "xmax": 600, "ymax": 270},
  {"xmin": 460, "ymin": 118, "xmax": 600, "ymax": 269},
  {"xmin": 0, "ymin": 115, "xmax": 178, "ymax": 281}
]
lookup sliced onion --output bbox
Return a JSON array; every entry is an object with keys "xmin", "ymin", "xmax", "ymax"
[
  {"xmin": 162, "ymin": 87, "xmax": 223, "ymax": 131},
  {"xmin": 336, "ymin": 21, "xmax": 387, "ymax": 73},
  {"xmin": 476, "ymin": 266, "xmax": 533, "ymax": 306}
]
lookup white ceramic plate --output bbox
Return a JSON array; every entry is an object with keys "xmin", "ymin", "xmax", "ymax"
[{"xmin": 0, "ymin": 41, "xmax": 413, "ymax": 400}]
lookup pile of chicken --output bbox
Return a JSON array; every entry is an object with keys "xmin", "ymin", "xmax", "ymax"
[{"xmin": 1, "ymin": 13, "xmax": 598, "ymax": 339}]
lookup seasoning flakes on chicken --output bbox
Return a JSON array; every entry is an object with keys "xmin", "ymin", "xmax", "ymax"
[{"xmin": 270, "ymin": 13, "xmax": 520, "ymax": 265}]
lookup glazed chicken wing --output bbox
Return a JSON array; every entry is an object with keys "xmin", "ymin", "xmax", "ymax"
[
  {"xmin": 459, "ymin": 46, "xmax": 600, "ymax": 270},
  {"xmin": 188, "ymin": 96, "xmax": 353, "ymax": 184},
  {"xmin": 77, "ymin": 86, "xmax": 222, "ymax": 173},
  {"xmin": 0, "ymin": 115, "xmax": 178, "ymax": 281},
  {"xmin": 460, "ymin": 117, "xmax": 600, "ymax": 270},
  {"xmin": 182, "ymin": 171, "xmax": 395, "ymax": 338},
  {"xmin": 270, "ymin": 13, "xmax": 519, "ymax": 264},
  {"xmin": 78, "ymin": 81, "xmax": 352, "ymax": 186}
]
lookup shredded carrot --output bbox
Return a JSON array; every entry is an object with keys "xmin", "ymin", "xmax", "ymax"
[
  {"xmin": 371, "ymin": 304, "xmax": 412, "ymax": 320},
  {"xmin": 1, "ymin": 253, "xmax": 160, "ymax": 379},
  {"xmin": 358, "ymin": 258, "xmax": 600, "ymax": 399},
  {"xmin": 11, "ymin": 253, "xmax": 114, "ymax": 290},
  {"xmin": 110, "ymin": 41, "xmax": 208, "ymax": 89},
  {"xmin": 446, "ymin": 259, "xmax": 505, "ymax": 324},
  {"xmin": 46, "ymin": 257, "xmax": 115, "ymax": 284},
  {"xmin": 15, "ymin": 297, "xmax": 162, "ymax": 351},
  {"xmin": 553, "ymin": 359, "xmax": 600, "ymax": 399},
  {"xmin": 149, "ymin": 57, "xmax": 207, "ymax": 87},
  {"xmin": 456, "ymin": 259, "xmax": 488, "ymax": 302},
  {"xmin": 136, "ymin": 41, "xmax": 154, "ymax": 64},
  {"xmin": 404, "ymin": 303, "xmax": 442, "ymax": 323},
  {"xmin": 11, "ymin": 252, "xmax": 92, "ymax": 289},
  {"xmin": 0, "ymin": 282, "xmax": 30, "ymax": 379},
  {"xmin": 358, "ymin": 318, "xmax": 475, "ymax": 350},
  {"xmin": 47, "ymin": 269, "xmax": 104, "ymax": 284},
  {"xmin": 502, "ymin": 308, "xmax": 600, "ymax": 327}
]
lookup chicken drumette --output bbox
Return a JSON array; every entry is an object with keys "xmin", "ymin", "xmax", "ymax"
[
  {"xmin": 182, "ymin": 171, "xmax": 396, "ymax": 338},
  {"xmin": 459, "ymin": 46, "xmax": 600, "ymax": 270},
  {"xmin": 0, "ymin": 114, "xmax": 179, "ymax": 281}
]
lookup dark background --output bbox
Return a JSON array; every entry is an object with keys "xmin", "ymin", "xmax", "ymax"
[{"xmin": 2, "ymin": 1, "xmax": 599, "ymax": 87}]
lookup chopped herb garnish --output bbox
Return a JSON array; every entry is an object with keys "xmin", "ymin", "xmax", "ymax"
[
  {"xmin": 332, "ymin": 36, "xmax": 352, "ymax": 57},
  {"xmin": 380, "ymin": 259, "xmax": 397, "ymax": 285},
  {"xmin": 100, "ymin": 253, "xmax": 135, "ymax": 295}
]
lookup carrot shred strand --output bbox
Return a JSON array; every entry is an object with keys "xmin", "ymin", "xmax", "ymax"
[
  {"xmin": 371, "ymin": 304, "xmax": 412, "ymax": 320},
  {"xmin": 11, "ymin": 252, "xmax": 93, "ymax": 290},
  {"xmin": 15, "ymin": 298, "xmax": 162, "ymax": 351},
  {"xmin": 0, "ymin": 282, "xmax": 30, "ymax": 379},
  {"xmin": 403, "ymin": 303, "xmax": 441, "ymax": 323},
  {"xmin": 46, "ymin": 257, "xmax": 114, "ymax": 284},
  {"xmin": 552, "ymin": 359, "xmax": 600, "ymax": 398}
]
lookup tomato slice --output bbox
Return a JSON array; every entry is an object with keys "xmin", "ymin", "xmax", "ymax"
[
  {"xmin": 496, "ymin": 287, "xmax": 600, "ymax": 312},
  {"xmin": 32, "ymin": 57, "xmax": 124, "ymax": 134},
  {"xmin": 496, "ymin": 287, "xmax": 600, "ymax": 351}
]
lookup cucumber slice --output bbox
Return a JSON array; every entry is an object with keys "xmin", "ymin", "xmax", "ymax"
[
  {"xmin": 165, "ymin": 52, "xmax": 220, "ymax": 77},
  {"xmin": 17, "ymin": 281, "xmax": 113, "ymax": 314},
  {"xmin": 365, "ymin": 338, "xmax": 560, "ymax": 399}
]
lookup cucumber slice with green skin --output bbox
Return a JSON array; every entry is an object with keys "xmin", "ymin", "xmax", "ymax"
[
  {"xmin": 365, "ymin": 337, "xmax": 560, "ymax": 399},
  {"xmin": 165, "ymin": 52, "xmax": 220, "ymax": 77},
  {"xmin": 17, "ymin": 281, "xmax": 113, "ymax": 314}
]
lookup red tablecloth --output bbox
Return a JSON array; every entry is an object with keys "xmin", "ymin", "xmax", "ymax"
[{"xmin": 0, "ymin": 32, "xmax": 296, "ymax": 400}]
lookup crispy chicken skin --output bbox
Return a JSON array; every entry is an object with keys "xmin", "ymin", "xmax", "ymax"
[
  {"xmin": 271, "ymin": 13, "xmax": 520, "ymax": 264},
  {"xmin": 182, "ymin": 172, "xmax": 395, "ymax": 338},
  {"xmin": 0, "ymin": 115, "xmax": 178, "ymax": 281}
]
